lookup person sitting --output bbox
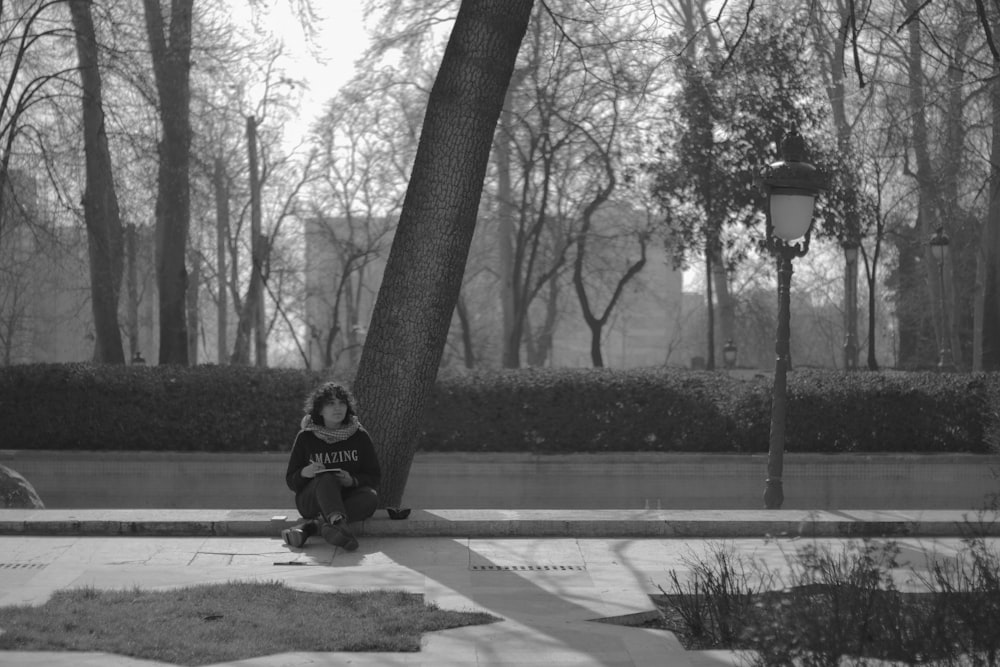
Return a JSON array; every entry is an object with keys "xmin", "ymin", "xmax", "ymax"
[{"xmin": 281, "ymin": 381, "xmax": 381, "ymax": 551}]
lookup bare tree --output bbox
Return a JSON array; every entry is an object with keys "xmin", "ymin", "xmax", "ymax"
[
  {"xmin": 353, "ymin": 0, "xmax": 532, "ymax": 507},
  {"xmin": 142, "ymin": 0, "xmax": 193, "ymax": 365},
  {"xmin": 300, "ymin": 69, "xmax": 421, "ymax": 370},
  {"xmin": 0, "ymin": 1, "xmax": 113, "ymax": 363},
  {"xmin": 70, "ymin": 0, "xmax": 126, "ymax": 364},
  {"xmin": 0, "ymin": 1, "xmax": 75, "ymax": 229},
  {"xmin": 179, "ymin": 6, "xmax": 321, "ymax": 367},
  {"xmin": 0, "ymin": 174, "xmax": 36, "ymax": 365},
  {"xmin": 659, "ymin": 0, "xmax": 737, "ymax": 369}
]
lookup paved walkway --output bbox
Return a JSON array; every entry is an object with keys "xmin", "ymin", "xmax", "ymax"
[{"xmin": 0, "ymin": 509, "xmax": 997, "ymax": 666}]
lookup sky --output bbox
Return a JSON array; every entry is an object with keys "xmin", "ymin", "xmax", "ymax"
[
  {"xmin": 281, "ymin": 4, "xmax": 368, "ymax": 110},
  {"xmin": 288, "ymin": 0, "xmax": 368, "ymax": 127},
  {"xmin": 240, "ymin": 2, "xmax": 370, "ymax": 142}
]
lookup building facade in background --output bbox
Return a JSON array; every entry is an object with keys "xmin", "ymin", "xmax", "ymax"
[{"xmin": 0, "ymin": 171, "xmax": 157, "ymax": 365}]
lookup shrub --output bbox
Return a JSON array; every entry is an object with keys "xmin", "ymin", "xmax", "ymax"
[
  {"xmin": 785, "ymin": 370, "xmax": 993, "ymax": 453},
  {"xmin": 0, "ymin": 363, "xmax": 327, "ymax": 452},
  {"xmin": 0, "ymin": 363, "xmax": 997, "ymax": 454},
  {"xmin": 657, "ymin": 542, "xmax": 776, "ymax": 648},
  {"xmin": 656, "ymin": 536, "xmax": 1000, "ymax": 665},
  {"xmin": 419, "ymin": 368, "xmax": 747, "ymax": 453}
]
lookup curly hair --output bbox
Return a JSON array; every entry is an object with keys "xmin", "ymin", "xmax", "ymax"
[{"xmin": 305, "ymin": 381, "xmax": 358, "ymax": 426}]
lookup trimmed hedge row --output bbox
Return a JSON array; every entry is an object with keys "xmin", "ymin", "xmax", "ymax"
[
  {"xmin": 0, "ymin": 363, "xmax": 996, "ymax": 454},
  {"xmin": 0, "ymin": 364, "xmax": 326, "ymax": 453},
  {"xmin": 421, "ymin": 367, "xmax": 998, "ymax": 454}
]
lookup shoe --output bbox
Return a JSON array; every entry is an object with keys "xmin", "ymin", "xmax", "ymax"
[
  {"xmin": 281, "ymin": 520, "xmax": 317, "ymax": 549},
  {"xmin": 281, "ymin": 526, "xmax": 307, "ymax": 548},
  {"xmin": 320, "ymin": 517, "xmax": 359, "ymax": 551}
]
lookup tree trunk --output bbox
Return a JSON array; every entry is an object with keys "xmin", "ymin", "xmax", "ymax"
[
  {"xmin": 942, "ymin": 21, "xmax": 967, "ymax": 370},
  {"xmin": 895, "ymin": 228, "xmax": 922, "ymax": 367},
  {"xmin": 143, "ymin": 0, "xmax": 193, "ymax": 365},
  {"xmin": 353, "ymin": 0, "xmax": 533, "ymax": 508},
  {"xmin": 126, "ymin": 223, "xmax": 139, "ymax": 360},
  {"xmin": 71, "ymin": 0, "xmax": 125, "ymax": 365},
  {"xmin": 570, "ymin": 166, "xmax": 645, "ymax": 369},
  {"xmin": 214, "ymin": 157, "xmax": 228, "ymax": 364},
  {"xmin": 247, "ymin": 117, "xmax": 267, "ymax": 368},
  {"xmin": 710, "ymin": 246, "xmax": 732, "ymax": 365},
  {"xmin": 254, "ymin": 233, "xmax": 267, "ymax": 366},
  {"xmin": 496, "ymin": 101, "xmax": 519, "ymax": 368},
  {"xmin": 981, "ymin": 86, "xmax": 1000, "ymax": 371},
  {"xmin": 974, "ymin": 239, "xmax": 985, "ymax": 371},
  {"xmin": 230, "ymin": 118, "xmax": 267, "ymax": 366},
  {"xmin": 230, "ymin": 288, "xmax": 257, "ymax": 364},
  {"xmin": 980, "ymin": 14, "xmax": 1000, "ymax": 371},
  {"xmin": 818, "ymin": 3, "xmax": 862, "ymax": 370},
  {"xmin": 866, "ymin": 254, "xmax": 879, "ymax": 371},
  {"xmin": 454, "ymin": 294, "xmax": 476, "ymax": 368},
  {"xmin": 525, "ymin": 278, "xmax": 558, "ymax": 367},
  {"xmin": 186, "ymin": 249, "xmax": 199, "ymax": 363},
  {"xmin": 704, "ymin": 245, "xmax": 715, "ymax": 370},
  {"xmin": 906, "ymin": 0, "xmax": 944, "ymax": 369},
  {"xmin": 588, "ymin": 325, "xmax": 604, "ymax": 367}
]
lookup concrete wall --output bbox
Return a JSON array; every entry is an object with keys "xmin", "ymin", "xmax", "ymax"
[{"xmin": 4, "ymin": 451, "xmax": 998, "ymax": 512}]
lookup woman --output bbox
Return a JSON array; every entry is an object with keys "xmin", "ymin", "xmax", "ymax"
[{"xmin": 282, "ymin": 381, "xmax": 381, "ymax": 551}]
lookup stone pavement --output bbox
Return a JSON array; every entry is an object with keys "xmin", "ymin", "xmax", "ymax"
[{"xmin": 0, "ymin": 509, "xmax": 997, "ymax": 666}]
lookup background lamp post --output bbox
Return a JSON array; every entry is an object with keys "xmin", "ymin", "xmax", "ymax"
[
  {"xmin": 929, "ymin": 227, "xmax": 954, "ymax": 371},
  {"xmin": 758, "ymin": 131, "xmax": 826, "ymax": 510},
  {"xmin": 842, "ymin": 238, "xmax": 859, "ymax": 370},
  {"xmin": 723, "ymin": 340, "xmax": 737, "ymax": 369}
]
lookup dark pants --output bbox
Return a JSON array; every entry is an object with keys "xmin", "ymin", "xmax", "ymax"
[{"xmin": 295, "ymin": 474, "xmax": 378, "ymax": 524}]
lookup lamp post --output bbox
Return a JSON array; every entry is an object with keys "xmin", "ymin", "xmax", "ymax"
[
  {"xmin": 758, "ymin": 131, "xmax": 826, "ymax": 510},
  {"xmin": 929, "ymin": 227, "xmax": 954, "ymax": 372},
  {"xmin": 842, "ymin": 238, "xmax": 859, "ymax": 370},
  {"xmin": 723, "ymin": 340, "xmax": 737, "ymax": 370}
]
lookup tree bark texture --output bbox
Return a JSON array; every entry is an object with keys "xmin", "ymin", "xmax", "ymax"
[
  {"xmin": 570, "ymin": 165, "xmax": 646, "ymax": 368},
  {"xmin": 905, "ymin": 1, "xmax": 946, "ymax": 366},
  {"xmin": 71, "ymin": 0, "xmax": 125, "ymax": 365},
  {"xmin": 143, "ymin": 0, "xmax": 193, "ymax": 365},
  {"xmin": 982, "ymin": 56, "xmax": 1000, "ymax": 371},
  {"xmin": 455, "ymin": 294, "xmax": 476, "ymax": 368},
  {"xmin": 704, "ymin": 245, "xmax": 715, "ymax": 369},
  {"xmin": 230, "ymin": 117, "xmax": 265, "ymax": 365},
  {"xmin": 214, "ymin": 157, "xmax": 229, "ymax": 364},
  {"xmin": 354, "ymin": 0, "xmax": 533, "ymax": 508},
  {"xmin": 496, "ymin": 102, "xmax": 519, "ymax": 368},
  {"xmin": 126, "ymin": 223, "xmax": 139, "ymax": 360},
  {"xmin": 248, "ymin": 118, "xmax": 267, "ymax": 368},
  {"xmin": 186, "ymin": 249, "xmax": 200, "ymax": 363},
  {"xmin": 941, "ymin": 25, "xmax": 967, "ymax": 370},
  {"xmin": 818, "ymin": 3, "xmax": 862, "ymax": 369},
  {"xmin": 978, "ymin": 10, "xmax": 1000, "ymax": 371}
]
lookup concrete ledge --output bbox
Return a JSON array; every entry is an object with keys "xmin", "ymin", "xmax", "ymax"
[
  {"xmin": 6, "ymin": 451, "xmax": 999, "ymax": 510},
  {"xmin": 0, "ymin": 509, "xmax": 998, "ymax": 539}
]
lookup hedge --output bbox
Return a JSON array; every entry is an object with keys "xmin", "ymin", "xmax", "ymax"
[
  {"xmin": 0, "ymin": 363, "xmax": 996, "ymax": 454},
  {"xmin": 420, "ymin": 367, "xmax": 998, "ymax": 454}
]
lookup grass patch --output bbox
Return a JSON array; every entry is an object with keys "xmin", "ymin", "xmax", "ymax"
[{"xmin": 0, "ymin": 580, "xmax": 500, "ymax": 666}]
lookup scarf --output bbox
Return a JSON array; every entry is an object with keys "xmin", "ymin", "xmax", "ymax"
[{"xmin": 300, "ymin": 414, "xmax": 361, "ymax": 444}]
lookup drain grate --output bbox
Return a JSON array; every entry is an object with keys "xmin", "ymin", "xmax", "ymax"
[
  {"xmin": 0, "ymin": 563, "xmax": 47, "ymax": 570},
  {"xmin": 470, "ymin": 564, "xmax": 585, "ymax": 571}
]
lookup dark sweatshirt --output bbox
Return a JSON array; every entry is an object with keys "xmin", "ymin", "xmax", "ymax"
[{"xmin": 284, "ymin": 428, "xmax": 382, "ymax": 495}]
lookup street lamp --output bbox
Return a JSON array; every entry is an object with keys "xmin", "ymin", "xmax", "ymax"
[
  {"xmin": 842, "ymin": 238, "xmax": 859, "ymax": 370},
  {"xmin": 758, "ymin": 131, "xmax": 826, "ymax": 510},
  {"xmin": 929, "ymin": 227, "xmax": 955, "ymax": 371},
  {"xmin": 723, "ymin": 340, "xmax": 737, "ymax": 369}
]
